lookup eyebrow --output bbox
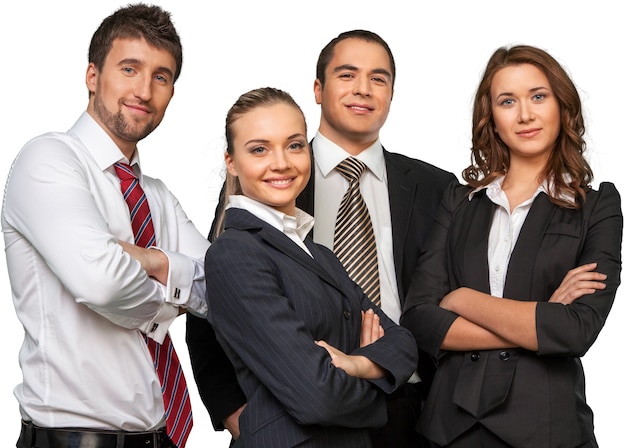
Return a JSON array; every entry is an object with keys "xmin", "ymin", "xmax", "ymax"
[
  {"xmin": 333, "ymin": 64, "xmax": 392, "ymax": 80},
  {"xmin": 118, "ymin": 58, "xmax": 175, "ymax": 79},
  {"xmin": 244, "ymin": 133, "xmax": 307, "ymax": 146},
  {"xmin": 495, "ymin": 85, "xmax": 550, "ymax": 100}
]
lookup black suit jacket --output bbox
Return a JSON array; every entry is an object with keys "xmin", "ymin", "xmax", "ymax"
[
  {"xmin": 206, "ymin": 208, "xmax": 418, "ymax": 447},
  {"xmin": 186, "ymin": 143, "xmax": 456, "ymax": 428},
  {"xmin": 401, "ymin": 182, "xmax": 622, "ymax": 447}
]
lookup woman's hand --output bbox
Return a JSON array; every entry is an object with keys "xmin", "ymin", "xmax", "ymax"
[
  {"xmin": 360, "ymin": 308, "xmax": 384, "ymax": 347},
  {"xmin": 549, "ymin": 262, "xmax": 607, "ymax": 305},
  {"xmin": 315, "ymin": 340, "xmax": 386, "ymax": 379}
]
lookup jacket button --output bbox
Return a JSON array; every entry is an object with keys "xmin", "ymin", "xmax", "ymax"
[
  {"xmin": 499, "ymin": 351, "xmax": 510, "ymax": 361},
  {"xmin": 343, "ymin": 310, "xmax": 351, "ymax": 319},
  {"xmin": 470, "ymin": 352, "xmax": 480, "ymax": 361}
]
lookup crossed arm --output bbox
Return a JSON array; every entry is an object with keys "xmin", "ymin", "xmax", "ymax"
[{"xmin": 439, "ymin": 263, "xmax": 607, "ymax": 352}]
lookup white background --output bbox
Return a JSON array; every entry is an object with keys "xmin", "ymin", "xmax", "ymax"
[{"xmin": 1, "ymin": 1, "xmax": 623, "ymax": 446}]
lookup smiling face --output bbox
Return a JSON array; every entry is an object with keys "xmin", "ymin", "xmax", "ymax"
[
  {"xmin": 86, "ymin": 37, "xmax": 176, "ymax": 159},
  {"xmin": 314, "ymin": 38, "xmax": 393, "ymax": 154},
  {"xmin": 491, "ymin": 63, "xmax": 561, "ymax": 166},
  {"xmin": 225, "ymin": 103, "xmax": 310, "ymax": 216}
]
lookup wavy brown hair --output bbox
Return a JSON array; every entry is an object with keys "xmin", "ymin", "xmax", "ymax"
[
  {"xmin": 213, "ymin": 87, "xmax": 308, "ymax": 236},
  {"xmin": 463, "ymin": 45, "xmax": 592, "ymax": 208}
]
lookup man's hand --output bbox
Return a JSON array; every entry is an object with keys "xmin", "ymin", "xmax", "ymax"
[
  {"xmin": 223, "ymin": 404, "xmax": 246, "ymax": 440},
  {"xmin": 119, "ymin": 240, "xmax": 169, "ymax": 285}
]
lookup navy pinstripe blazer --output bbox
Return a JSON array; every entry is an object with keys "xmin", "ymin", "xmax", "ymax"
[{"xmin": 205, "ymin": 208, "xmax": 418, "ymax": 448}]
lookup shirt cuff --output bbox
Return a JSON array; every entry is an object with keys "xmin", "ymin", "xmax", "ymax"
[{"xmin": 151, "ymin": 247, "xmax": 207, "ymax": 316}]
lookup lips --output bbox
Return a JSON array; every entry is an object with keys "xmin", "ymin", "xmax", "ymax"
[
  {"xmin": 346, "ymin": 103, "xmax": 373, "ymax": 112},
  {"xmin": 517, "ymin": 128, "xmax": 541, "ymax": 138},
  {"xmin": 125, "ymin": 103, "xmax": 152, "ymax": 114},
  {"xmin": 265, "ymin": 177, "xmax": 295, "ymax": 187}
]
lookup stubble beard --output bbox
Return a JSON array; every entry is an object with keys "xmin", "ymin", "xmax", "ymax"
[{"xmin": 94, "ymin": 96, "xmax": 156, "ymax": 143}]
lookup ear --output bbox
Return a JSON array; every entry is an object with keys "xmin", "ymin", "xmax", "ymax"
[
  {"xmin": 313, "ymin": 79, "xmax": 323, "ymax": 105},
  {"xmin": 86, "ymin": 63, "xmax": 98, "ymax": 94},
  {"xmin": 224, "ymin": 151, "xmax": 238, "ymax": 177}
]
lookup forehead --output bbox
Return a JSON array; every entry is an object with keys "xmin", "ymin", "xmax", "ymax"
[
  {"xmin": 491, "ymin": 63, "xmax": 551, "ymax": 93},
  {"xmin": 328, "ymin": 38, "xmax": 392, "ymax": 72},
  {"xmin": 234, "ymin": 103, "xmax": 305, "ymax": 134},
  {"xmin": 104, "ymin": 37, "xmax": 177, "ymax": 72}
]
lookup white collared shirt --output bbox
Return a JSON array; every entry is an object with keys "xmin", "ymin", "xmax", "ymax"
[
  {"xmin": 228, "ymin": 195, "xmax": 315, "ymax": 256},
  {"xmin": 2, "ymin": 112, "xmax": 210, "ymax": 430},
  {"xmin": 470, "ymin": 176, "xmax": 547, "ymax": 297},
  {"xmin": 311, "ymin": 131, "xmax": 401, "ymax": 324}
]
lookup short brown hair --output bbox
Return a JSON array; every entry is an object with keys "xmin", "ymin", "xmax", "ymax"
[{"xmin": 88, "ymin": 3, "xmax": 183, "ymax": 83}]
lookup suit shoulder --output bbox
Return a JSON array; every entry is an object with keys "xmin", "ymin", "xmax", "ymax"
[{"xmin": 384, "ymin": 150, "xmax": 456, "ymax": 183}]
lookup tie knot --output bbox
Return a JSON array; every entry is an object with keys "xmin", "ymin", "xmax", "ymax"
[
  {"xmin": 114, "ymin": 162, "xmax": 137, "ymax": 181},
  {"xmin": 336, "ymin": 157, "xmax": 366, "ymax": 182}
]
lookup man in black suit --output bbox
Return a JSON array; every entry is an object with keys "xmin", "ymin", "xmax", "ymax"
[{"xmin": 186, "ymin": 30, "xmax": 456, "ymax": 447}]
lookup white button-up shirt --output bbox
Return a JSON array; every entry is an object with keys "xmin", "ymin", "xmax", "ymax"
[
  {"xmin": 2, "ymin": 112, "xmax": 210, "ymax": 430},
  {"xmin": 311, "ymin": 132, "xmax": 401, "ymax": 324}
]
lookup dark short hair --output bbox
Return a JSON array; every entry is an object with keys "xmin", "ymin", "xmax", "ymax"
[
  {"xmin": 88, "ymin": 3, "xmax": 183, "ymax": 83},
  {"xmin": 316, "ymin": 30, "xmax": 396, "ymax": 88}
]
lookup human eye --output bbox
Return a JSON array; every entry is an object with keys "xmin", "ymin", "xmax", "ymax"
[
  {"xmin": 154, "ymin": 74, "xmax": 169, "ymax": 84},
  {"xmin": 499, "ymin": 98, "xmax": 514, "ymax": 107},
  {"xmin": 121, "ymin": 66, "xmax": 136, "ymax": 75},
  {"xmin": 249, "ymin": 145, "xmax": 267, "ymax": 154},
  {"xmin": 338, "ymin": 72, "xmax": 355, "ymax": 79},
  {"xmin": 371, "ymin": 75, "xmax": 388, "ymax": 85},
  {"xmin": 532, "ymin": 93, "xmax": 546, "ymax": 101},
  {"xmin": 288, "ymin": 141, "xmax": 305, "ymax": 151}
]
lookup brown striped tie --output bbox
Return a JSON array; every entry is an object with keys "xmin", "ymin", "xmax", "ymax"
[{"xmin": 333, "ymin": 157, "xmax": 381, "ymax": 306}]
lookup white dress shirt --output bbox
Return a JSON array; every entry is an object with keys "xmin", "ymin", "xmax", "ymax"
[
  {"xmin": 470, "ymin": 176, "xmax": 547, "ymax": 297},
  {"xmin": 2, "ymin": 112, "xmax": 210, "ymax": 430},
  {"xmin": 227, "ymin": 195, "xmax": 315, "ymax": 256},
  {"xmin": 311, "ymin": 132, "xmax": 401, "ymax": 324}
]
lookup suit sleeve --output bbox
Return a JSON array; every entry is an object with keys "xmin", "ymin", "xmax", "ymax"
[
  {"xmin": 316, "ymin": 245, "xmax": 418, "ymax": 392},
  {"xmin": 536, "ymin": 182, "xmax": 623, "ymax": 356},
  {"xmin": 205, "ymin": 234, "xmax": 388, "ymax": 428},
  {"xmin": 400, "ymin": 182, "xmax": 466, "ymax": 358},
  {"xmin": 185, "ymin": 180, "xmax": 247, "ymax": 431}
]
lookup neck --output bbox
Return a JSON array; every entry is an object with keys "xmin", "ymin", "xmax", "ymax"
[{"xmin": 317, "ymin": 127, "xmax": 378, "ymax": 156}]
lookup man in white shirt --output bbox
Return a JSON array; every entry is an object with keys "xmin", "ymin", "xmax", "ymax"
[
  {"xmin": 187, "ymin": 30, "xmax": 456, "ymax": 447},
  {"xmin": 2, "ymin": 4, "xmax": 209, "ymax": 448}
]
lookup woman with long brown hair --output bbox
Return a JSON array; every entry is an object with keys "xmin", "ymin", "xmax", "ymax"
[{"xmin": 401, "ymin": 45, "xmax": 622, "ymax": 447}]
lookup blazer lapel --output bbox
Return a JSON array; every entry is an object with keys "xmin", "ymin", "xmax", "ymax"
[
  {"xmin": 225, "ymin": 208, "xmax": 345, "ymax": 294},
  {"xmin": 460, "ymin": 192, "xmax": 494, "ymax": 293},
  {"xmin": 385, "ymin": 150, "xmax": 417, "ymax": 296},
  {"xmin": 503, "ymin": 193, "xmax": 556, "ymax": 300}
]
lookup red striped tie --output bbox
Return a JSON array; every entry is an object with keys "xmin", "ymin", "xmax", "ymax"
[{"xmin": 114, "ymin": 162, "xmax": 193, "ymax": 447}]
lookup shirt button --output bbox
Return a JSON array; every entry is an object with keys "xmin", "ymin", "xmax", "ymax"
[
  {"xmin": 343, "ymin": 310, "xmax": 351, "ymax": 319},
  {"xmin": 499, "ymin": 351, "xmax": 511, "ymax": 361},
  {"xmin": 470, "ymin": 352, "xmax": 480, "ymax": 361}
]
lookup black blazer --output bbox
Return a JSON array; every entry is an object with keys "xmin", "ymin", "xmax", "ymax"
[
  {"xmin": 206, "ymin": 208, "xmax": 418, "ymax": 447},
  {"xmin": 401, "ymin": 182, "xmax": 623, "ymax": 447},
  {"xmin": 186, "ymin": 143, "xmax": 456, "ymax": 427}
]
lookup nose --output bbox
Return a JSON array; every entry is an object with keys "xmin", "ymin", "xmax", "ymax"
[
  {"xmin": 518, "ymin": 100, "xmax": 534, "ymax": 123},
  {"xmin": 270, "ymin": 148, "xmax": 291, "ymax": 171},
  {"xmin": 352, "ymin": 74, "xmax": 371, "ymax": 97},
  {"xmin": 133, "ymin": 75, "xmax": 153, "ymax": 101}
]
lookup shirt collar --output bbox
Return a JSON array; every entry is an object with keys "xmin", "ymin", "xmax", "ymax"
[
  {"xmin": 227, "ymin": 195, "xmax": 315, "ymax": 241},
  {"xmin": 69, "ymin": 111, "xmax": 143, "ymax": 175},
  {"xmin": 313, "ymin": 131, "xmax": 385, "ymax": 181},
  {"xmin": 468, "ymin": 174, "xmax": 569, "ymax": 203}
]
